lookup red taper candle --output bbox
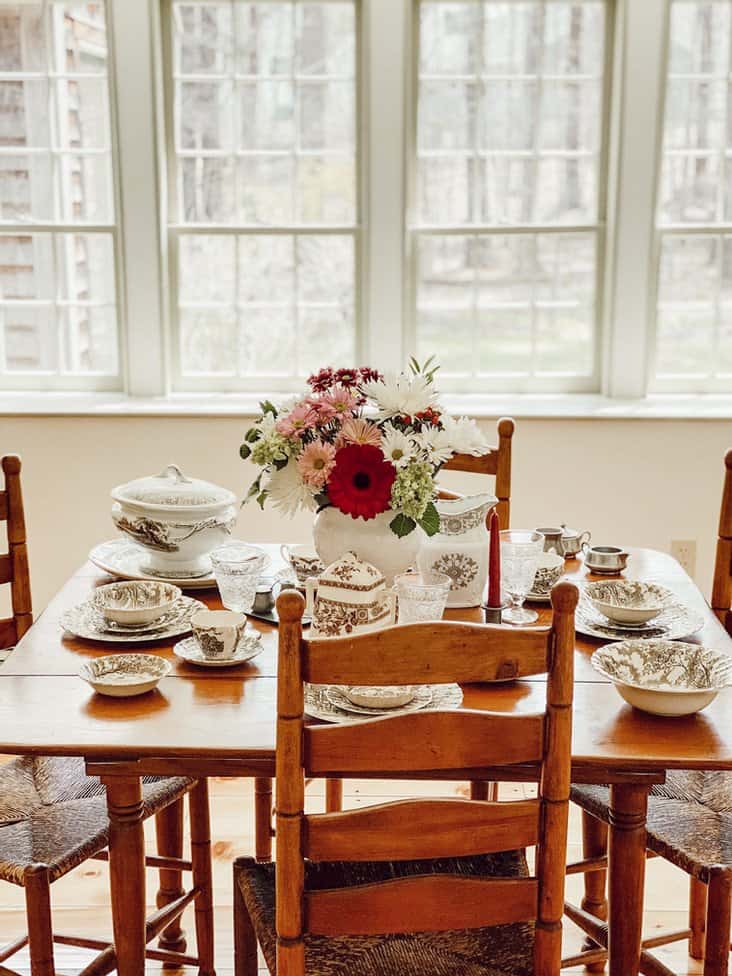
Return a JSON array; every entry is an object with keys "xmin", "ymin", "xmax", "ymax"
[{"xmin": 487, "ymin": 508, "xmax": 501, "ymax": 608}]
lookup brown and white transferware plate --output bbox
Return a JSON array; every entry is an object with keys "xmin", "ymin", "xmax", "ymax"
[
  {"xmin": 305, "ymin": 683, "xmax": 462, "ymax": 723},
  {"xmin": 61, "ymin": 596, "xmax": 206, "ymax": 643},
  {"xmin": 576, "ymin": 593, "xmax": 704, "ymax": 642}
]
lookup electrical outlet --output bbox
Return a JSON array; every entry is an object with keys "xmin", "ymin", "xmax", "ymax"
[{"xmin": 671, "ymin": 539, "xmax": 697, "ymax": 578}]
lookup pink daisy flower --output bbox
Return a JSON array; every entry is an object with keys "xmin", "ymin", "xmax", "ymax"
[
  {"xmin": 335, "ymin": 417, "xmax": 382, "ymax": 449},
  {"xmin": 305, "ymin": 395, "xmax": 337, "ymax": 423},
  {"xmin": 276, "ymin": 403, "xmax": 317, "ymax": 439},
  {"xmin": 323, "ymin": 385, "xmax": 358, "ymax": 417},
  {"xmin": 297, "ymin": 439, "xmax": 337, "ymax": 488}
]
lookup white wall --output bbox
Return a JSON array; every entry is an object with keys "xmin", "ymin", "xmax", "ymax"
[{"xmin": 1, "ymin": 415, "xmax": 730, "ymax": 613}]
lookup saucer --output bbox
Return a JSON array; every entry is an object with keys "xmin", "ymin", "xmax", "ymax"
[{"xmin": 173, "ymin": 633, "xmax": 263, "ymax": 668}]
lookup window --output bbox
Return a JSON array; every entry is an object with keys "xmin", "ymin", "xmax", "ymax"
[
  {"xmin": 164, "ymin": 0, "xmax": 359, "ymax": 390},
  {"xmin": 652, "ymin": 0, "xmax": 732, "ymax": 391},
  {"xmin": 0, "ymin": 1, "xmax": 119, "ymax": 390},
  {"xmin": 1, "ymin": 0, "xmax": 732, "ymax": 404},
  {"xmin": 411, "ymin": 0, "xmax": 610, "ymax": 392}
]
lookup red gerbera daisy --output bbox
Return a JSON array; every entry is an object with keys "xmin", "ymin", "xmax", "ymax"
[{"xmin": 327, "ymin": 444, "xmax": 396, "ymax": 520}]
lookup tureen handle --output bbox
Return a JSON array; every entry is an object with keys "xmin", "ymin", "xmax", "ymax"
[{"xmin": 157, "ymin": 464, "xmax": 193, "ymax": 485}]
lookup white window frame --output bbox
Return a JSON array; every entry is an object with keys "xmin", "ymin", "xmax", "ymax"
[{"xmin": 3, "ymin": 0, "xmax": 726, "ymax": 408}]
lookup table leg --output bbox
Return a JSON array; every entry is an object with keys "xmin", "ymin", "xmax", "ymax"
[
  {"xmin": 103, "ymin": 775, "xmax": 146, "ymax": 976},
  {"xmin": 607, "ymin": 782, "xmax": 649, "ymax": 976}
]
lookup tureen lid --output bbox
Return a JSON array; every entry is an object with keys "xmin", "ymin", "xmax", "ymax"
[
  {"xmin": 111, "ymin": 464, "xmax": 236, "ymax": 510},
  {"xmin": 319, "ymin": 551, "xmax": 385, "ymax": 591}
]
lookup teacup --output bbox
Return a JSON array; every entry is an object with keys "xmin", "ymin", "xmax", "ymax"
[
  {"xmin": 280, "ymin": 545, "xmax": 325, "ymax": 586},
  {"xmin": 191, "ymin": 610, "xmax": 247, "ymax": 660},
  {"xmin": 582, "ymin": 544, "xmax": 630, "ymax": 575},
  {"xmin": 531, "ymin": 551, "xmax": 565, "ymax": 596}
]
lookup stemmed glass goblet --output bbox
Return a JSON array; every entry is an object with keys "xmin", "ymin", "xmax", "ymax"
[{"xmin": 500, "ymin": 530, "xmax": 544, "ymax": 625}]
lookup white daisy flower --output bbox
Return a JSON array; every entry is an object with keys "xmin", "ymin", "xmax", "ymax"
[
  {"xmin": 416, "ymin": 425, "xmax": 454, "ymax": 466},
  {"xmin": 381, "ymin": 423, "xmax": 417, "ymax": 469},
  {"xmin": 442, "ymin": 415, "xmax": 492, "ymax": 456},
  {"xmin": 264, "ymin": 462, "xmax": 316, "ymax": 517},
  {"xmin": 362, "ymin": 371, "xmax": 438, "ymax": 419}
]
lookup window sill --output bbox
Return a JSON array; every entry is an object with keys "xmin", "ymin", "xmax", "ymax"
[{"xmin": 1, "ymin": 391, "xmax": 732, "ymax": 420}]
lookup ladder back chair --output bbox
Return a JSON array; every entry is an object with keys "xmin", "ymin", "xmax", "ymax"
[
  {"xmin": 0, "ymin": 455, "xmax": 32, "ymax": 649},
  {"xmin": 569, "ymin": 447, "xmax": 732, "ymax": 976},
  {"xmin": 234, "ymin": 581, "xmax": 578, "ymax": 976},
  {"xmin": 0, "ymin": 455, "xmax": 214, "ymax": 976},
  {"xmin": 439, "ymin": 416, "xmax": 515, "ymax": 530},
  {"xmin": 712, "ymin": 448, "xmax": 732, "ymax": 636}
]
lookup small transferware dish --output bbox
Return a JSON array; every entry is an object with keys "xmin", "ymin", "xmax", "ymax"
[
  {"xmin": 91, "ymin": 580, "xmax": 181, "ymax": 627},
  {"xmin": 173, "ymin": 633, "xmax": 262, "ymax": 668},
  {"xmin": 531, "ymin": 551, "xmax": 565, "ymax": 598},
  {"xmin": 585, "ymin": 580, "xmax": 672, "ymax": 626},
  {"xmin": 345, "ymin": 685, "xmax": 416, "ymax": 709},
  {"xmin": 591, "ymin": 639, "xmax": 732, "ymax": 716},
  {"xmin": 79, "ymin": 654, "xmax": 171, "ymax": 697}
]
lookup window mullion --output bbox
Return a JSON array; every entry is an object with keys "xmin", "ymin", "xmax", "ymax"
[
  {"xmin": 605, "ymin": 0, "xmax": 668, "ymax": 398},
  {"xmin": 365, "ymin": 0, "xmax": 407, "ymax": 371},
  {"xmin": 109, "ymin": 0, "xmax": 168, "ymax": 396}
]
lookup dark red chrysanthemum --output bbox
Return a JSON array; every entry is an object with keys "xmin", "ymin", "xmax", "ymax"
[
  {"xmin": 307, "ymin": 367, "xmax": 334, "ymax": 392},
  {"xmin": 327, "ymin": 444, "xmax": 396, "ymax": 520}
]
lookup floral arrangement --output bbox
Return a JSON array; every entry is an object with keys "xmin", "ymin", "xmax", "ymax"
[{"xmin": 239, "ymin": 359, "xmax": 490, "ymax": 538}]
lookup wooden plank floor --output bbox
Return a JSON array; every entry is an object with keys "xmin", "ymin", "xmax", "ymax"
[{"xmin": 0, "ymin": 775, "xmax": 705, "ymax": 974}]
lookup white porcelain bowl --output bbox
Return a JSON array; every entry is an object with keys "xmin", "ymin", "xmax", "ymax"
[
  {"xmin": 585, "ymin": 580, "xmax": 672, "ymax": 626},
  {"xmin": 592, "ymin": 639, "xmax": 732, "ymax": 717},
  {"xmin": 79, "ymin": 654, "xmax": 172, "ymax": 698},
  {"xmin": 91, "ymin": 580, "xmax": 181, "ymax": 626},
  {"xmin": 345, "ymin": 685, "xmax": 416, "ymax": 709}
]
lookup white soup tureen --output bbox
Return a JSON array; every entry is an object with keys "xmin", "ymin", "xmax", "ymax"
[{"xmin": 111, "ymin": 464, "xmax": 237, "ymax": 579}]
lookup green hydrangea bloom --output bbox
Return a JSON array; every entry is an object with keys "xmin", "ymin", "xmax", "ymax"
[
  {"xmin": 251, "ymin": 432, "xmax": 290, "ymax": 467},
  {"xmin": 390, "ymin": 460, "xmax": 434, "ymax": 521}
]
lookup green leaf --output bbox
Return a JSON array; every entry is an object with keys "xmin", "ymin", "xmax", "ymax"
[
  {"xmin": 259, "ymin": 399, "xmax": 277, "ymax": 416},
  {"xmin": 418, "ymin": 501, "xmax": 440, "ymax": 537},
  {"xmin": 256, "ymin": 490, "xmax": 268, "ymax": 510},
  {"xmin": 273, "ymin": 455, "xmax": 289, "ymax": 470},
  {"xmin": 239, "ymin": 443, "xmax": 252, "ymax": 460},
  {"xmin": 314, "ymin": 491, "xmax": 331, "ymax": 511},
  {"xmin": 243, "ymin": 474, "xmax": 262, "ymax": 504},
  {"xmin": 245, "ymin": 426, "xmax": 261, "ymax": 444},
  {"xmin": 390, "ymin": 513, "xmax": 416, "ymax": 538}
]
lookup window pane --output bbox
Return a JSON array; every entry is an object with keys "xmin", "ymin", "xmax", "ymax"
[
  {"xmin": 0, "ymin": 231, "xmax": 118, "ymax": 376},
  {"xmin": 416, "ymin": 232, "xmax": 596, "ymax": 380},
  {"xmin": 653, "ymin": 1, "xmax": 732, "ymax": 388},
  {"xmin": 415, "ymin": 1, "xmax": 606, "ymax": 388},
  {"xmin": 170, "ymin": 1, "xmax": 358, "ymax": 389},
  {"xmin": 0, "ymin": 3, "xmax": 119, "ymax": 388},
  {"xmin": 417, "ymin": 0, "xmax": 606, "ymax": 228},
  {"xmin": 172, "ymin": 0, "xmax": 356, "ymax": 229},
  {"xmin": 177, "ymin": 233, "xmax": 355, "ymax": 380}
]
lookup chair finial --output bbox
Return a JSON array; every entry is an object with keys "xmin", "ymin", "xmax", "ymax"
[{"xmin": 277, "ymin": 588, "xmax": 306, "ymax": 622}]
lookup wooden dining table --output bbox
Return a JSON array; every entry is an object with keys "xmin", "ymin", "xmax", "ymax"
[{"xmin": 1, "ymin": 544, "xmax": 731, "ymax": 976}]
